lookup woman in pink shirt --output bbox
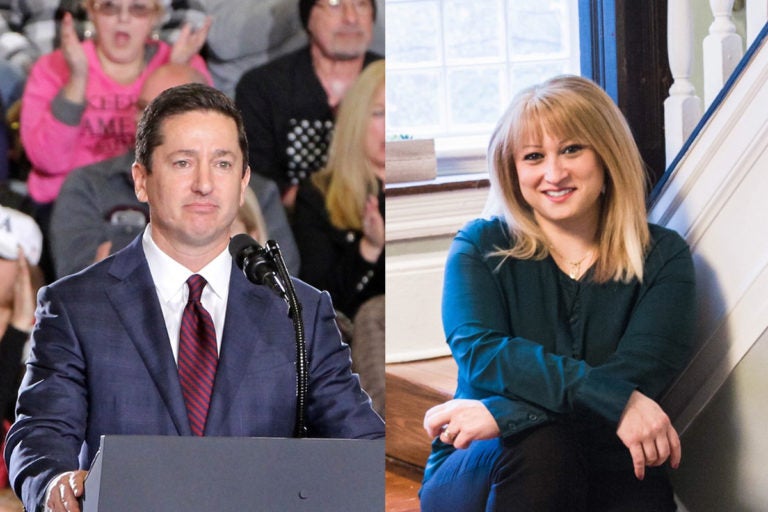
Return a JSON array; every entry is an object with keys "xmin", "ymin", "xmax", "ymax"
[{"xmin": 21, "ymin": 0, "xmax": 212, "ymax": 207}]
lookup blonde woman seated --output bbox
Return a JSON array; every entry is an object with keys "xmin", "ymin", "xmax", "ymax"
[
  {"xmin": 420, "ymin": 76, "xmax": 696, "ymax": 511},
  {"xmin": 292, "ymin": 61, "xmax": 384, "ymax": 416}
]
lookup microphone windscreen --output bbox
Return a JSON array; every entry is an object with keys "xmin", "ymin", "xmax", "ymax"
[{"xmin": 228, "ymin": 233, "xmax": 256, "ymax": 259}]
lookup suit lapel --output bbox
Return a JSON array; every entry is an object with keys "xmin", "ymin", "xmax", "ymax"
[
  {"xmin": 105, "ymin": 237, "xmax": 191, "ymax": 435},
  {"xmin": 204, "ymin": 264, "xmax": 286, "ymax": 434}
]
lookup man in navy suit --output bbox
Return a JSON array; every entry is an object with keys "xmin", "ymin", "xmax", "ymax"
[{"xmin": 3, "ymin": 83, "xmax": 384, "ymax": 512}]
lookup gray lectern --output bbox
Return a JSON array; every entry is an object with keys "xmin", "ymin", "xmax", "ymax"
[{"xmin": 81, "ymin": 435, "xmax": 384, "ymax": 511}]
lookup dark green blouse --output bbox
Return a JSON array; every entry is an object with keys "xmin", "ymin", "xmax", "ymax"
[{"xmin": 424, "ymin": 217, "xmax": 696, "ymax": 481}]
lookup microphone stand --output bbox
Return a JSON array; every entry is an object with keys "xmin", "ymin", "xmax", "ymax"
[{"xmin": 265, "ymin": 240, "xmax": 309, "ymax": 438}]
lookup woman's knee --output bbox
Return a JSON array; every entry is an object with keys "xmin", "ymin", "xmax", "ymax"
[
  {"xmin": 421, "ymin": 425, "xmax": 589, "ymax": 511},
  {"xmin": 489, "ymin": 423, "xmax": 588, "ymax": 511}
]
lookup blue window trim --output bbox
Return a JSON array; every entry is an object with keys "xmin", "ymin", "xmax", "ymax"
[{"xmin": 578, "ymin": 0, "xmax": 618, "ymax": 102}]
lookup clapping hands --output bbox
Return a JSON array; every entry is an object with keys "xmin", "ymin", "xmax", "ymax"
[
  {"xmin": 359, "ymin": 195, "xmax": 383, "ymax": 263},
  {"xmin": 170, "ymin": 16, "xmax": 213, "ymax": 65}
]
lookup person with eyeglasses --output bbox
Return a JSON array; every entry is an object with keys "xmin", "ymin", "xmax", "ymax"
[
  {"xmin": 17, "ymin": 0, "xmax": 212, "ymax": 278},
  {"xmin": 235, "ymin": 0, "xmax": 382, "ymax": 211}
]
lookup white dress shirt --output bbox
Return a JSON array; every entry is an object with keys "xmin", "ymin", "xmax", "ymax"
[{"xmin": 142, "ymin": 225, "xmax": 232, "ymax": 363}]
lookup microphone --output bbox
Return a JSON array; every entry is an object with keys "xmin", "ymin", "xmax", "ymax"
[
  {"xmin": 229, "ymin": 233, "xmax": 287, "ymax": 301},
  {"xmin": 229, "ymin": 234, "xmax": 308, "ymax": 437}
]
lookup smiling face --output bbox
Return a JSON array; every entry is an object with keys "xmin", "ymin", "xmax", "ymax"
[
  {"xmin": 514, "ymin": 131, "xmax": 605, "ymax": 234},
  {"xmin": 89, "ymin": 0, "xmax": 161, "ymax": 64},
  {"xmin": 132, "ymin": 110, "xmax": 250, "ymax": 260}
]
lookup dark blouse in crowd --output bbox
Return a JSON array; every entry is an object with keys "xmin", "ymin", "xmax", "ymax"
[
  {"xmin": 1, "ymin": 327, "xmax": 26, "ymax": 422},
  {"xmin": 292, "ymin": 180, "xmax": 384, "ymax": 319},
  {"xmin": 424, "ymin": 217, "xmax": 696, "ymax": 483}
]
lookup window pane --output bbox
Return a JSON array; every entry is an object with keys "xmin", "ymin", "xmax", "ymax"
[
  {"xmin": 447, "ymin": 67, "xmax": 503, "ymax": 130},
  {"xmin": 387, "ymin": 1, "xmax": 441, "ymax": 65},
  {"xmin": 387, "ymin": 70, "xmax": 442, "ymax": 134},
  {"xmin": 508, "ymin": 0, "xmax": 571, "ymax": 56},
  {"xmin": 509, "ymin": 60, "xmax": 572, "ymax": 95},
  {"xmin": 444, "ymin": 0, "xmax": 504, "ymax": 61}
]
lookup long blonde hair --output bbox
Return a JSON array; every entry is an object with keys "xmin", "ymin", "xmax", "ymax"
[
  {"xmin": 488, "ymin": 75, "xmax": 650, "ymax": 283},
  {"xmin": 236, "ymin": 187, "xmax": 268, "ymax": 244},
  {"xmin": 311, "ymin": 60, "xmax": 384, "ymax": 231}
]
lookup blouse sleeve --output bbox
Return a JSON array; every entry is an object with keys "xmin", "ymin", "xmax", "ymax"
[
  {"xmin": 443, "ymin": 223, "xmax": 696, "ymax": 427},
  {"xmin": 20, "ymin": 52, "xmax": 85, "ymax": 177}
]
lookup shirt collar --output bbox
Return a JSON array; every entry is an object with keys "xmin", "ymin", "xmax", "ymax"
[{"xmin": 142, "ymin": 224, "xmax": 232, "ymax": 304}]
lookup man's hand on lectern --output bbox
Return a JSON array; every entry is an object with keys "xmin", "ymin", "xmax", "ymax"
[{"xmin": 44, "ymin": 470, "xmax": 87, "ymax": 512}]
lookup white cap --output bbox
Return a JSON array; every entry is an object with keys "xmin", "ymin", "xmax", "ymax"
[{"xmin": 0, "ymin": 206, "xmax": 43, "ymax": 265}]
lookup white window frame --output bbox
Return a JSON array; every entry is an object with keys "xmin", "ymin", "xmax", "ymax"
[{"xmin": 386, "ymin": 0, "xmax": 582, "ymax": 176}]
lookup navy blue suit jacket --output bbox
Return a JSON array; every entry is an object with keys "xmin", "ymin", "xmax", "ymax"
[{"xmin": 4, "ymin": 236, "xmax": 384, "ymax": 510}]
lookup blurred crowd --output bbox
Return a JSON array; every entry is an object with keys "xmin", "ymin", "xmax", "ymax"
[{"xmin": 0, "ymin": 1, "xmax": 385, "ymax": 501}]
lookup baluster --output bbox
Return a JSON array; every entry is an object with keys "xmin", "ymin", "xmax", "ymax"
[
  {"xmin": 665, "ymin": 0, "xmax": 702, "ymax": 165},
  {"xmin": 703, "ymin": 0, "xmax": 744, "ymax": 107},
  {"xmin": 746, "ymin": 0, "xmax": 768, "ymax": 46}
]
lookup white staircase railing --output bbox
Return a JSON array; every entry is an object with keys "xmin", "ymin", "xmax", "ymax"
[
  {"xmin": 665, "ymin": 0, "xmax": 702, "ymax": 165},
  {"xmin": 652, "ymin": 13, "xmax": 768, "ymax": 511},
  {"xmin": 664, "ymin": 0, "xmax": 766, "ymax": 165},
  {"xmin": 703, "ymin": 0, "xmax": 744, "ymax": 106}
]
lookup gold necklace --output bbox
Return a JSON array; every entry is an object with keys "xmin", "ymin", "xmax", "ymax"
[
  {"xmin": 566, "ymin": 255, "xmax": 588, "ymax": 279},
  {"xmin": 552, "ymin": 248, "xmax": 592, "ymax": 280}
]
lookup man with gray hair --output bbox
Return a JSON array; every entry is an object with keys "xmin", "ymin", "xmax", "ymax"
[{"xmin": 235, "ymin": 0, "xmax": 382, "ymax": 210}]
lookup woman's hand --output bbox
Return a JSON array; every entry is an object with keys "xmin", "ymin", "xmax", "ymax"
[
  {"xmin": 10, "ymin": 247, "xmax": 36, "ymax": 333},
  {"xmin": 616, "ymin": 390, "xmax": 681, "ymax": 480},
  {"xmin": 423, "ymin": 399, "xmax": 500, "ymax": 450},
  {"xmin": 170, "ymin": 17, "xmax": 213, "ymax": 65},
  {"xmin": 281, "ymin": 184, "xmax": 299, "ymax": 211},
  {"xmin": 60, "ymin": 12, "xmax": 88, "ymax": 103},
  {"xmin": 359, "ymin": 195, "xmax": 383, "ymax": 263}
]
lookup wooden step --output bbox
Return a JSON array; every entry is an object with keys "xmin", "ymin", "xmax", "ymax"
[
  {"xmin": 385, "ymin": 457, "xmax": 423, "ymax": 512},
  {"xmin": 385, "ymin": 357, "xmax": 458, "ymax": 468}
]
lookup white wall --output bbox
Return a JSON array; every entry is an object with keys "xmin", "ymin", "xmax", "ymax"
[
  {"xmin": 650, "ymin": 25, "xmax": 768, "ymax": 511},
  {"xmin": 385, "ymin": 187, "xmax": 489, "ymax": 362}
]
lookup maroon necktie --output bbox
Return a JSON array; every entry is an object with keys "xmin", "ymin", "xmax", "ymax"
[{"xmin": 178, "ymin": 274, "xmax": 218, "ymax": 436}]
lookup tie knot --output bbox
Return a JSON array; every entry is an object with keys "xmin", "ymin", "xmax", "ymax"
[{"xmin": 186, "ymin": 274, "xmax": 207, "ymax": 302}]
